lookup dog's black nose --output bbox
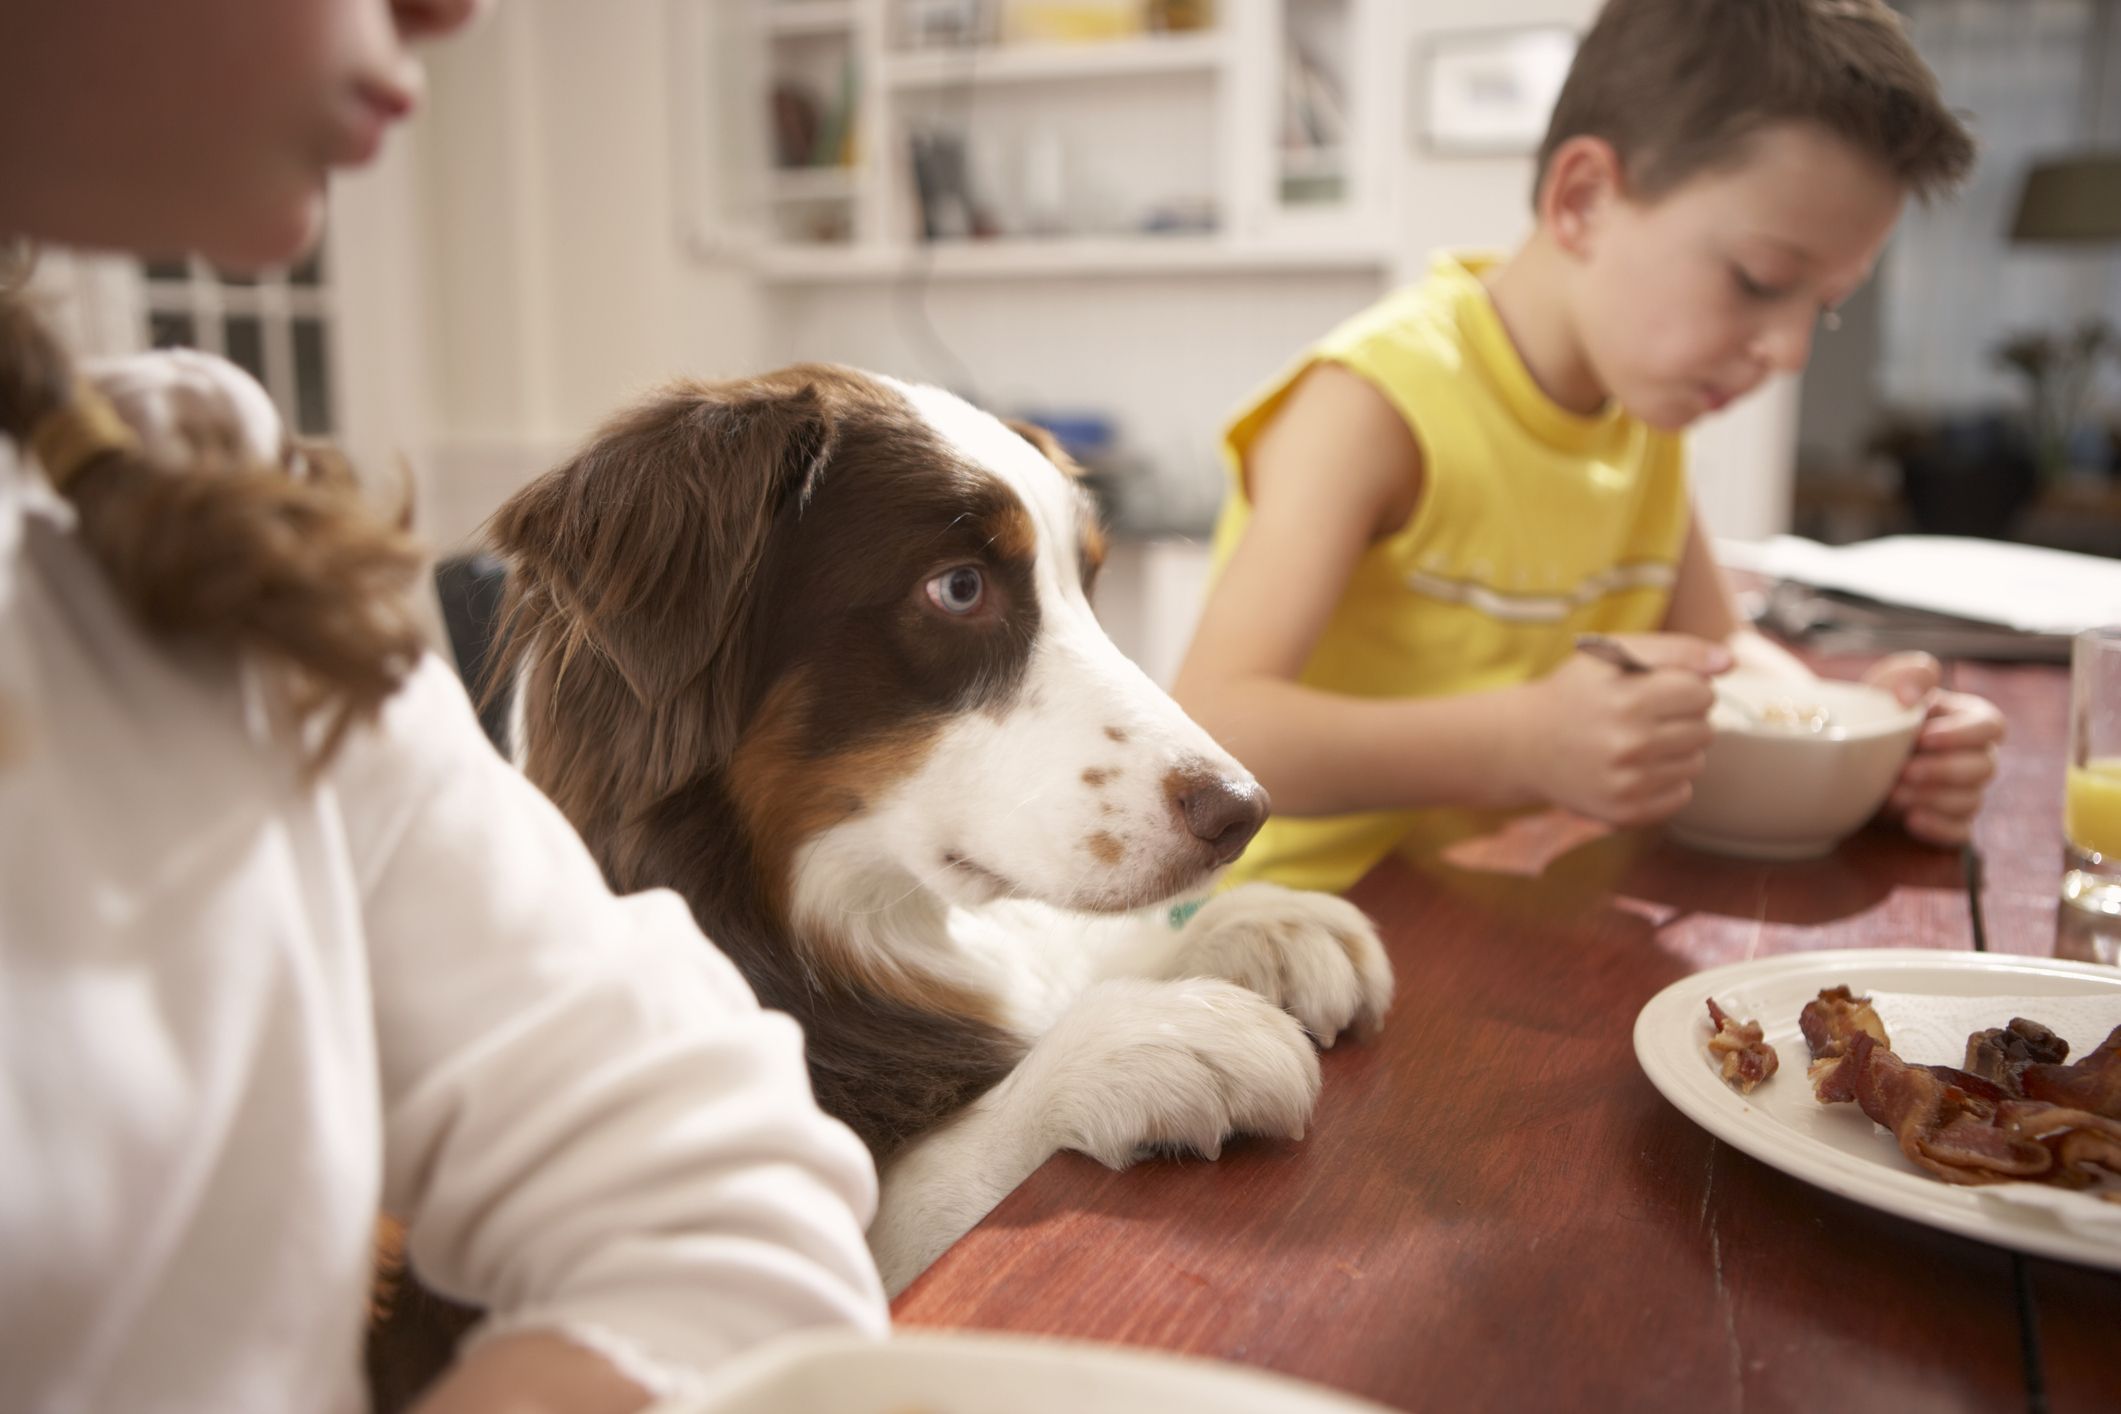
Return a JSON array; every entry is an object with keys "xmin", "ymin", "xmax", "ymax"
[{"xmin": 1166, "ymin": 764, "xmax": 1270, "ymax": 864}]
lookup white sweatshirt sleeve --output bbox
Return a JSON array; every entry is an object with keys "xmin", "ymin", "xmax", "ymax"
[{"xmin": 335, "ymin": 656, "xmax": 888, "ymax": 1388}]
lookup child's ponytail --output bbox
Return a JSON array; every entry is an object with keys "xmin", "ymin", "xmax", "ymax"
[{"xmin": 0, "ymin": 282, "xmax": 428, "ymax": 767}]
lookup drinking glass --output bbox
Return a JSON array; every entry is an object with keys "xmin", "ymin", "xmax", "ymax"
[{"xmin": 2062, "ymin": 625, "xmax": 2121, "ymax": 922}]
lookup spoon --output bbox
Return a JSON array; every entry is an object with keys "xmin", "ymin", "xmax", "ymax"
[{"xmin": 1573, "ymin": 633, "xmax": 1763, "ymax": 725}]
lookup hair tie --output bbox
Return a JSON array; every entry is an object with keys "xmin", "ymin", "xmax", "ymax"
[{"xmin": 29, "ymin": 384, "xmax": 139, "ymax": 490}]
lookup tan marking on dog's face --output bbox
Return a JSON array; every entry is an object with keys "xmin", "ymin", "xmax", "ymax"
[
  {"xmin": 1085, "ymin": 830, "xmax": 1125, "ymax": 865},
  {"xmin": 1105, "ymin": 725, "xmax": 1128, "ymax": 743},
  {"xmin": 1001, "ymin": 417, "xmax": 1108, "ymax": 592},
  {"xmin": 1082, "ymin": 766, "xmax": 1116, "ymax": 787},
  {"xmin": 727, "ymin": 674, "xmax": 941, "ymax": 906},
  {"xmin": 727, "ymin": 673, "xmax": 1004, "ymax": 1028},
  {"xmin": 985, "ymin": 495, "xmax": 1038, "ymax": 563}
]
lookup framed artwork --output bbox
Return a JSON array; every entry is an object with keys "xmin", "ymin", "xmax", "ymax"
[{"xmin": 1416, "ymin": 26, "xmax": 1578, "ymax": 156}]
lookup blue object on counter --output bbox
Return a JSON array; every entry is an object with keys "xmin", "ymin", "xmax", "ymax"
[{"xmin": 1015, "ymin": 410, "xmax": 1116, "ymax": 461}]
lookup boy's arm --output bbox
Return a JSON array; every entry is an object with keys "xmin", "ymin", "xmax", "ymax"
[
  {"xmin": 1661, "ymin": 506, "xmax": 1813, "ymax": 679},
  {"xmin": 1173, "ymin": 362, "xmax": 1420, "ymax": 704},
  {"xmin": 1172, "ymin": 365, "xmax": 1723, "ymax": 826},
  {"xmin": 1172, "ymin": 364, "xmax": 1516, "ymax": 816}
]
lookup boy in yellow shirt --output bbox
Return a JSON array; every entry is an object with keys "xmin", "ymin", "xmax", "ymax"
[{"xmin": 1174, "ymin": 0, "xmax": 2007, "ymax": 896}]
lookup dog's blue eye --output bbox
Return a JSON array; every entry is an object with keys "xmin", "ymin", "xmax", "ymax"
[{"xmin": 927, "ymin": 566, "xmax": 985, "ymax": 615}]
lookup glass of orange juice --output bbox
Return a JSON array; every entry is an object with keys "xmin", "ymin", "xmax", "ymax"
[{"xmin": 2063, "ymin": 626, "xmax": 2121, "ymax": 920}]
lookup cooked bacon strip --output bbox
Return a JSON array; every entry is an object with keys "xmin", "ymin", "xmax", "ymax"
[
  {"xmin": 1705, "ymin": 998, "xmax": 1779, "ymax": 1093},
  {"xmin": 1964, "ymin": 1017, "xmax": 2070, "ymax": 1091},
  {"xmin": 2019, "ymin": 1025, "xmax": 2121, "ymax": 1121},
  {"xmin": 1800, "ymin": 985, "xmax": 1890, "ymax": 1059},
  {"xmin": 1805, "ymin": 996, "xmax": 2121, "ymax": 1196},
  {"xmin": 1998, "ymin": 1100, "xmax": 2121, "ymax": 1189},
  {"xmin": 1840, "ymin": 1033, "xmax": 2053, "ymax": 1185},
  {"xmin": 2056, "ymin": 1130, "xmax": 2121, "ymax": 1197},
  {"xmin": 1921, "ymin": 1113, "xmax": 2055, "ymax": 1183},
  {"xmin": 1917, "ymin": 1062, "xmax": 2013, "ymax": 1107},
  {"xmin": 1802, "ymin": 986, "xmax": 1891, "ymax": 1102}
]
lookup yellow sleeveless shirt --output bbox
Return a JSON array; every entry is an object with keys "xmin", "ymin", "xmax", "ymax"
[{"xmin": 1210, "ymin": 252, "xmax": 1692, "ymax": 895}]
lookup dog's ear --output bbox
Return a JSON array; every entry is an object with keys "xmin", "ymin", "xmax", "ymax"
[
  {"xmin": 491, "ymin": 378, "xmax": 834, "ymax": 722},
  {"xmin": 1004, "ymin": 418, "xmax": 1087, "ymax": 478}
]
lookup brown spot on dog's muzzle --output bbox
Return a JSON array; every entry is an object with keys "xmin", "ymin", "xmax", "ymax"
[{"xmin": 1163, "ymin": 763, "xmax": 1269, "ymax": 865}]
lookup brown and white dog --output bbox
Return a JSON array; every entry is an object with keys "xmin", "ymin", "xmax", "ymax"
[{"xmin": 488, "ymin": 365, "xmax": 1393, "ymax": 1291}]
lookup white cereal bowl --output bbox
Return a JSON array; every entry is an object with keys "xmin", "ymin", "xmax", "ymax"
[{"xmin": 1664, "ymin": 675, "xmax": 1926, "ymax": 861}]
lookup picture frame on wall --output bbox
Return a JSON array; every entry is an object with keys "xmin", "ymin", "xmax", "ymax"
[{"xmin": 1415, "ymin": 26, "xmax": 1578, "ymax": 156}]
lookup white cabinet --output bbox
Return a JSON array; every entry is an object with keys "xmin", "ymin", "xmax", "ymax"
[{"xmin": 697, "ymin": 0, "xmax": 1394, "ymax": 282}]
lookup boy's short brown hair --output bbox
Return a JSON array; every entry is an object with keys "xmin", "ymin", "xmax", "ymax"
[{"xmin": 1534, "ymin": 0, "xmax": 1974, "ymax": 205}]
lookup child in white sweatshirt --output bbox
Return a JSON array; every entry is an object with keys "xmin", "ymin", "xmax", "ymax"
[{"xmin": 0, "ymin": 4, "xmax": 888, "ymax": 1412}]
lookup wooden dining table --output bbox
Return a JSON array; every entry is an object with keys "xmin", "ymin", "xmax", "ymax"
[{"xmin": 892, "ymin": 657, "xmax": 2120, "ymax": 1412}]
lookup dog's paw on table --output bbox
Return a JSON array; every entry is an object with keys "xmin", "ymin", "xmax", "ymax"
[
  {"xmin": 1019, "ymin": 977, "xmax": 1323, "ymax": 1168},
  {"xmin": 1168, "ymin": 884, "xmax": 1394, "ymax": 1046}
]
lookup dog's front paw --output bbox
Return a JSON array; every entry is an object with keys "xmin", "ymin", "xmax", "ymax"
[
  {"xmin": 1172, "ymin": 883, "xmax": 1393, "ymax": 1045},
  {"xmin": 1025, "ymin": 977, "xmax": 1321, "ymax": 1168}
]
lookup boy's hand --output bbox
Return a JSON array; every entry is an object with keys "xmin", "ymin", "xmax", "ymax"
[
  {"xmin": 1513, "ymin": 633, "xmax": 1730, "ymax": 827},
  {"xmin": 1863, "ymin": 652, "xmax": 2006, "ymax": 847}
]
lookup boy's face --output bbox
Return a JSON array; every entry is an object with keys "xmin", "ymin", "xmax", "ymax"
[{"xmin": 1568, "ymin": 123, "xmax": 1906, "ymax": 431}]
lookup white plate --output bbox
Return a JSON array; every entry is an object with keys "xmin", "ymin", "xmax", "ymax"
[
  {"xmin": 1634, "ymin": 948, "xmax": 2121, "ymax": 1271},
  {"xmin": 657, "ymin": 1330, "xmax": 1397, "ymax": 1414}
]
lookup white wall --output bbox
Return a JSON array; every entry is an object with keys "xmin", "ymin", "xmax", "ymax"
[
  {"xmin": 330, "ymin": 128, "xmax": 436, "ymax": 501},
  {"xmin": 410, "ymin": 0, "xmax": 768, "ymax": 550},
  {"xmin": 1386, "ymin": 0, "xmax": 1590, "ymax": 275},
  {"xmin": 1794, "ymin": 274, "xmax": 1884, "ymax": 470},
  {"xmin": 760, "ymin": 271, "xmax": 1384, "ymax": 511}
]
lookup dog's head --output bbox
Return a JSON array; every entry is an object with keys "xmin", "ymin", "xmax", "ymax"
[{"xmin": 492, "ymin": 364, "xmax": 1266, "ymax": 921}]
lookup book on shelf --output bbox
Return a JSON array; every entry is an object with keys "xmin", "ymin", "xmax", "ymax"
[
  {"xmin": 1281, "ymin": 41, "xmax": 1346, "ymax": 153},
  {"xmin": 908, "ymin": 129, "xmax": 975, "ymax": 240},
  {"xmin": 810, "ymin": 52, "xmax": 860, "ymax": 169}
]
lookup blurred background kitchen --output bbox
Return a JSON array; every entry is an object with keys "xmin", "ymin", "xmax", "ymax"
[{"xmin": 29, "ymin": 0, "xmax": 2121, "ymax": 682}]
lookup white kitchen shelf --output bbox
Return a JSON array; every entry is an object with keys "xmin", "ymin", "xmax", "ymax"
[
  {"xmin": 753, "ymin": 234, "xmax": 1389, "ymax": 282},
  {"xmin": 882, "ymin": 33, "xmax": 1231, "ymax": 89},
  {"xmin": 767, "ymin": 166, "xmax": 863, "ymax": 202},
  {"xmin": 758, "ymin": 1, "xmax": 856, "ymax": 37},
  {"xmin": 1278, "ymin": 144, "xmax": 1346, "ymax": 179},
  {"xmin": 681, "ymin": 2, "xmax": 1386, "ymax": 280}
]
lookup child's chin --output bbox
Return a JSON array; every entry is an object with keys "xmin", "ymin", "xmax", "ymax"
[
  {"xmin": 201, "ymin": 190, "xmax": 326, "ymax": 275},
  {"xmin": 1627, "ymin": 398, "xmax": 1703, "ymax": 434}
]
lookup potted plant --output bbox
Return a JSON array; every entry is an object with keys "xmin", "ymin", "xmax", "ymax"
[{"xmin": 1992, "ymin": 318, "xmax": 2117, "ymax": 481}]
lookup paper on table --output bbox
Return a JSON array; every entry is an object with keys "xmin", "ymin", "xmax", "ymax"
[
  {"xmin": 1863, "ymin": 990, "xmax": 2121, "ymax": 1236},
  {"xmin": 1718, "ymin": 534, "xmax": 2121, "ymax": 637},
  {"xmin": 1865, "ymin": 991, "xmax": 2121, "ymax": 1068}
]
